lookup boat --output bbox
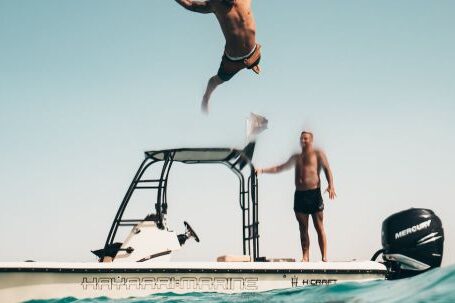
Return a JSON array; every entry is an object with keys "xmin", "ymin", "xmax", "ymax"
[{"xmin": 0, "ymin": 143, "xmax": 445, "ymax": 302}]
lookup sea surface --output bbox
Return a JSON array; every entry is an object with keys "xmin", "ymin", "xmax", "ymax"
[{"xmin": 27, "ymin": 264, "xmax": 455, "ymax": 303}]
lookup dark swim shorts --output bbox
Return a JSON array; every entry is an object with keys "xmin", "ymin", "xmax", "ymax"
[
  {"xmin": 294, "ymin": 188, "xmax": 324, "ymax": 214},
  {"xmin": 217, "ymin": 44, "xmax": 261, "ymax": 81}
]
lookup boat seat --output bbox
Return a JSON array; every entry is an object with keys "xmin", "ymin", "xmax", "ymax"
[{"xmin": 216, "ymin": 255, "xmax": 251, "ymax": 262}]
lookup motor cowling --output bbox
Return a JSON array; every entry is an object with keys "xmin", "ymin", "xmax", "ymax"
[{"xmin": 381, "ymin": 208, "xmax": 444, "ymax": 279}]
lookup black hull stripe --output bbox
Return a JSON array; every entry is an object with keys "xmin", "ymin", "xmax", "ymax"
[{"xmin": 0, "ymin": 268, "xmax": 386, "ymax": 275}]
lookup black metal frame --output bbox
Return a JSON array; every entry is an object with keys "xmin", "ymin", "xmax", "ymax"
[{"xmin": 102, "ymin": 145, "xmax": 261, "ymax": 261}]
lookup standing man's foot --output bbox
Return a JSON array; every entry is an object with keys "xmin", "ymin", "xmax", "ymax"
[
  {"xmin": 201, "ymin": 95, "xmax": 209, "ymax": 114},
  {"xmin": 301, "ymin": 254, "xmax": 309, "ymax": 262},
  {"xmin": 322, "ymin": 257, "xmax": 328, "ymax": 262}
]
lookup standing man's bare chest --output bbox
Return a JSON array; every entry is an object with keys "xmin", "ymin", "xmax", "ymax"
[{"xmin": 296, "ymin": 152, "xmax": 319, "ymax": 175}]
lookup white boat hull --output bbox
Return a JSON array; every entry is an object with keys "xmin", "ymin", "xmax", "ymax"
[{"xmin": 0, "ymin": 261, "xmax": 387, "ymax": 302}]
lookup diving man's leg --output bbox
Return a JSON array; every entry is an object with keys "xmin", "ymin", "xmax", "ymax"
[
  {"xmin": 312, "ymin": 211, "xmax": 327, "ymax": 262},
  {"xmin": 202, "ymin": 75, "xmax": 224, "ymax": 113},
  {"xmin": 295, "ymin": 212, "xmax": 310, "ymax": 262}
]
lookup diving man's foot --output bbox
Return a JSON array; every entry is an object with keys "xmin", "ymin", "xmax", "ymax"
[{"xmin": 201, "ymin": 94, "xmax": 209, "ymax": 114}]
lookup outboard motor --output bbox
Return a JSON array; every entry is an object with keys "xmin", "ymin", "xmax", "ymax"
[{"xmin": 373, "ymin": 208, "xmax": 444, "ymax": 279}]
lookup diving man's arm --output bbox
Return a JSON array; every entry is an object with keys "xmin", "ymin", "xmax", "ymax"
[{"xmin": 175, "ymin": 0, "xmax": 213, "ymax": 14}]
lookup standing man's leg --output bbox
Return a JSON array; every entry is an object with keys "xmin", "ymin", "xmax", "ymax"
[
  {"xmin": 202, "ymin": 75, "xmax": 224, "ymax": 113},
  {"xmin": 295, "ymin": 212, "xmax": 310, "ymax": 262},
  {"xmin": 312, "ymin": 211, "xmax": 327, "ymax": 262}
]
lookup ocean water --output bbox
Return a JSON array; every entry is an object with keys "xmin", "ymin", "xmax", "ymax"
[{"xmin": 26, "ymin": 264, "xmax": 455, "ymax": 303}]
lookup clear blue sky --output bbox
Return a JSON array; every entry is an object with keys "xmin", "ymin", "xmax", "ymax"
[{"xmin": 1, "ymin": 1, "xmax": 454, "ymax": 265}]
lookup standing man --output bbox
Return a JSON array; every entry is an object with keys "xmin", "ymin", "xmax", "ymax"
[
  {"xmin": 174, "ymin": 0, "xmax": 261, "ymax": 113},
  {"xmin": 256, "ymin": 131, "xmax": 336, "ymax": 262}
]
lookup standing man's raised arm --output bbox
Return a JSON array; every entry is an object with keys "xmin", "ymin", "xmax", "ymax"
[
  {"xmin": 256, "ymin": 155, "xmax": 296, "ymax": 174},
  {"xmin": 318, "ymin": 151, "xmax": 336, "ymax": 199},
  {"xmin": 175, "ymin": 0, "xmax": 213, "ymax": 14}
]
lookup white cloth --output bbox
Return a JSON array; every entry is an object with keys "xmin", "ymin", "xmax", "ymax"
[{"xmin": 246, "ymin": 112, "xmax": 268, "ymax": 142}]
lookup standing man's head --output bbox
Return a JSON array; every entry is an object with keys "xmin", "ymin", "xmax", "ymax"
[{"xmin": 300, "ymin": 131, "xmax": 314, "ymax": 150}]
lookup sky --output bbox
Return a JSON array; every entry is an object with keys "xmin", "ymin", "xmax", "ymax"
[{"xmin": 0, "ymin": 1, "xmax": 454, "ymax": 267}]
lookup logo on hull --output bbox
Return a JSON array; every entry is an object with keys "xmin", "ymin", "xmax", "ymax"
[
  {"xmin": 81, "ymin": 276, "xmax": 258, "ymax": 291},
  {"xmin": 290, "ymin": 276, "xmax": 337, "ymax": 287}
]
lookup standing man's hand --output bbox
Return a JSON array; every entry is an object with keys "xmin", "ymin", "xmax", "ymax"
[
  {"xmin": 325, "ymin": 186, "xmax": 336, "ymax": 200},
  {"xmin": 255, "ymin": 168, "xmax": 263, "ymax": 175}
]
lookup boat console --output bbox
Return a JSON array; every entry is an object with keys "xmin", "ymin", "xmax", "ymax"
[{"xmin": 92, "ymin": 143, "xmax": 259, "ymax": 263}]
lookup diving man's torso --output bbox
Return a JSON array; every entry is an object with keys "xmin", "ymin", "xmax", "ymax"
[{"xmin": 211, "ymin": 0, "xmax": 256, "ymax": 57}]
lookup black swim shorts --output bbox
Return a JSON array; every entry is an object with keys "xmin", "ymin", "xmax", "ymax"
[
  {"xmin": 217, "ymin": 44, "xmax": 261, "ymax": 81},
  {"xmin": 294, "ymin": 188, "xmax": 324, "ymax": 214}
]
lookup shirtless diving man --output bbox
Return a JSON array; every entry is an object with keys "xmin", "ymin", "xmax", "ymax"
[
  {"xmin": 256, "ymin": 131, "xmax": 336, "ymax": 262},
  {"xmin": 174, "ymin": 0, "xmax": 261, "ymax": 113}
]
